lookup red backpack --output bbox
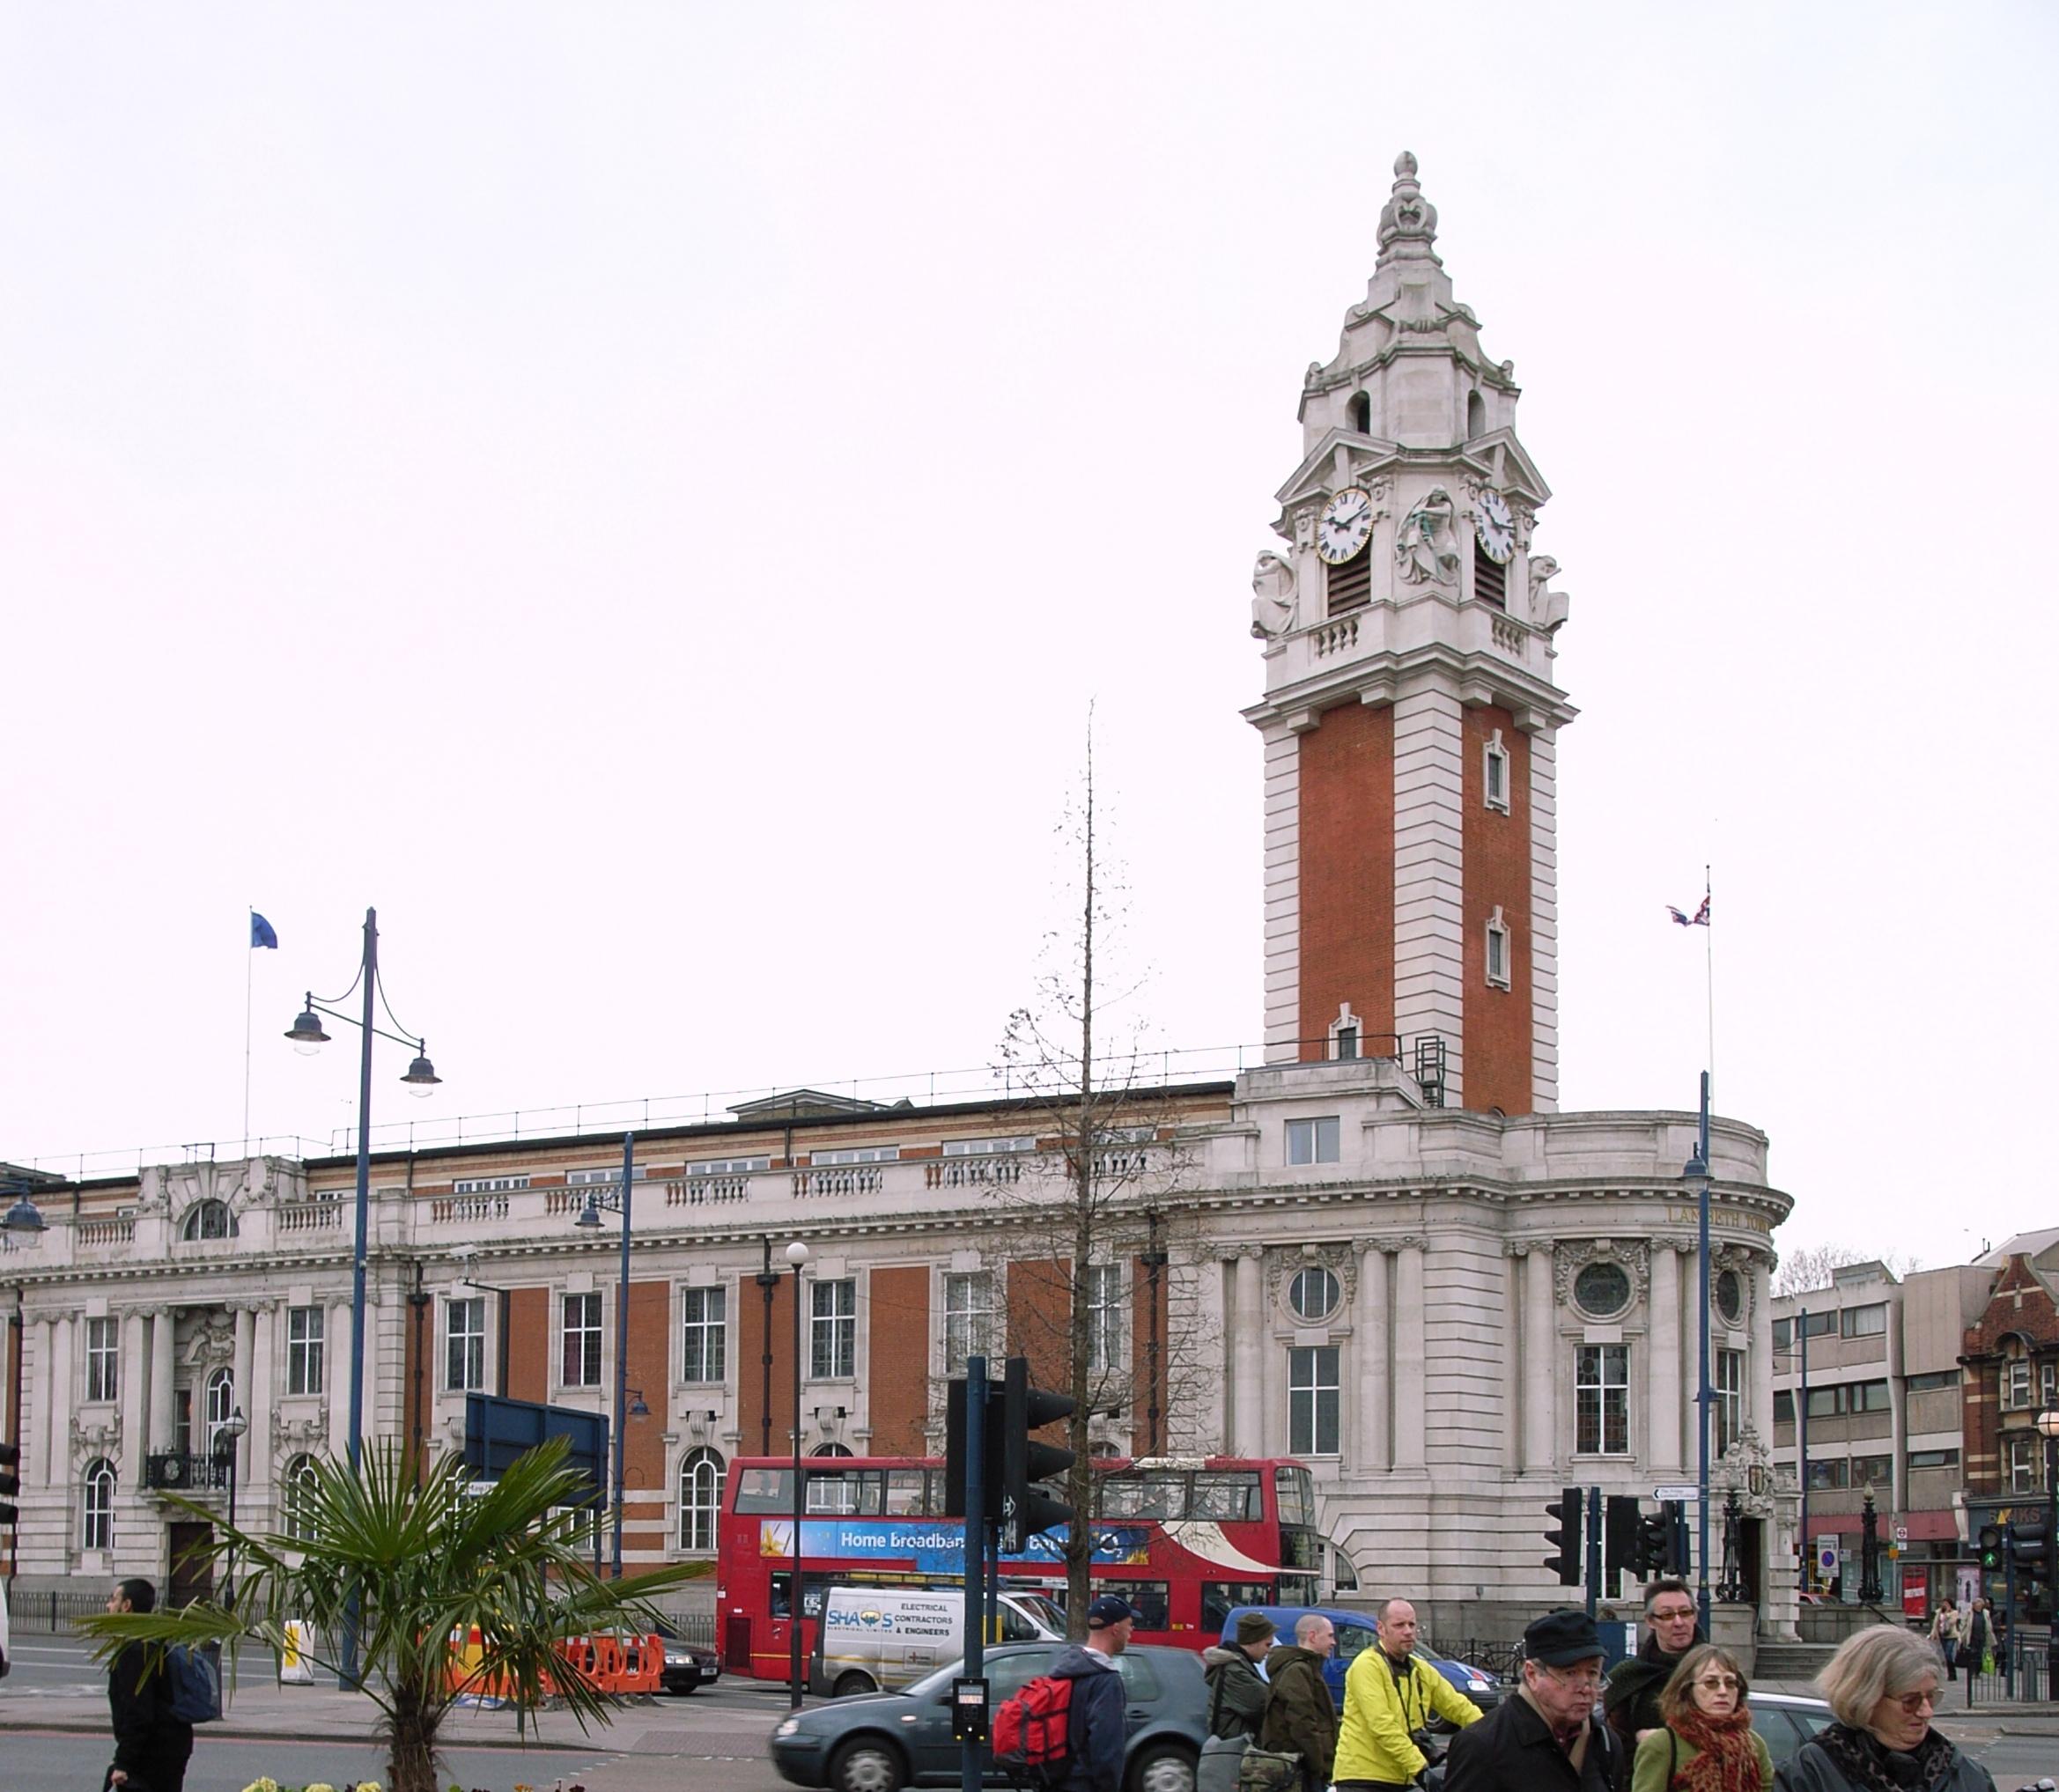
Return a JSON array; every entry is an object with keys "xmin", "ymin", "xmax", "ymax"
[{"xmin": 992, "ymin": 1672, "xmax": 1075, "ymax": 1784}]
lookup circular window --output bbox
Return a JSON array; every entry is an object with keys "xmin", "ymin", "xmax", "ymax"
[
  {"xmin": 1574, "ymin": 1261, "xmax": 1632, "ymax": 1318},
  {"xmin": 1289, "ymin": 1266, "xmax": 1341, "ymax": 1322},
  {"xmin": 1716, "ymin": 1269, "xmax": 1744, "ymax": 1324}
]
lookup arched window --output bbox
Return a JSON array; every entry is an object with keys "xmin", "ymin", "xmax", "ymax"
[
  {"xmin": 181, "ymin": 1200, "xmax": 238, "ymax": 1241},
  {"xmin": 1466, "ymin": 390, "xmax": 1486, "ymax": 438},
  {"xmin": 284, "ymin": 1454, "xmax": 321, "ymax": 1544},
  {"xmin": 1348, "ymin": 392, "xmax": 1371, "ymax": 434},
  {"xmin": 83, "ymin": 1457, "xmax": 116, "ymax": 1551},
  {"xmin": 204, "ymin": 1367, "xmax": 236, "ymax": 1460},
  {"xmin": 811, "ymin": 1442, "xmax": 853, "ymax": 1457},
  {"xmin": 678, "ymin": 1448, "xmax": 725, "ymax": 1552}
]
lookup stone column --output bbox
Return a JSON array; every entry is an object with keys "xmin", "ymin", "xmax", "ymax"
[
  {"xmin": 1392, "ymin": 1239, "xmax": 1427, "ymax": 1470},
  {"xmin": 1523, "ymin": 1245, "xmax": 1557, "ymax": 1472},
  {"xmin": 232, "ymin": 1306, "xmax": 255, "ymax": 1478},
  {"xmin": 1231, "ymin": 1250, "xmax": 1266, "ymax": 1456},
  {"xmin": 1752, "ymin": 1257, "xmax": 1775, "ymax": 1446},
  {"xmin": 150, "ymin": 1310, "xmax": 176, "ymax": 1456},
  {"xmin": 120, "ymin": 1311, "xmax": 149, "ymax": 1486},
  {"xmin": 328, "ymin": 1300, "xmax": 352, "ymax": 1455},
  {"xmin": 33, "ymin": 1316, "xmax": 59, "ymax": 1487},
  {"xmin": 249, "ymin": 1303, "xmax": 277, "ymax": 1502},
  {"xmin": 1648, "ymin": 1242, "xmax": 1683, "ymax": 1476},
  {"xmin": 1358, "ymin": 1244, "xmax": 1391, "ymax": 1473}
]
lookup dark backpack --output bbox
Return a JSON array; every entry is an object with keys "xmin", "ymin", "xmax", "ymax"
[
  {"xmin": 166, "ymin": 1643, "xmax": 222, "ymax": 1723},
  {"xmin": 993, "ymin": 1672, "xmax": 1075, "ymax": 1784}
]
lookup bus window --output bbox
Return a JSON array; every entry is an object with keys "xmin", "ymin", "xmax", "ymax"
[
  {"xmin": 1100, "ymin": 1474, "xmax": 1181, "ymax": 1518},
  {"xmin": 1274, "ymin": 1465, "xmax": 1315, "ymax": 1529},
  {"xmin": 1201, "ymin": 1581, "xmax": 1274, "ymax": 1636},
  {"xmin": 1192, "ymin": 1471, "xmax": 1260, "ymax": 1522},
  {"xmin": 735, "ymin": 1467, "xmax": 793, "ymax": 1513},
  {"xmin": 884, "ymin": 1470, "xmax": 927, "ymax": 1515},
  {"xmin": 1097, "ymin": 1580, "xmax": 1170, "ymax": 1629},
  {"xmin": 807, "ymin": 1471, "xmax": 858, "ymax": 1514},
  {"xmin": 770, "ymin": 1573, "xmax": 828, "ymax": 1620}
]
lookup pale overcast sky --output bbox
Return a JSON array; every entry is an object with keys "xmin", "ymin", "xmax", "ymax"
[{"xmin": 4, "ymin": 4, "xmax": 2053, "ymax": 1263}]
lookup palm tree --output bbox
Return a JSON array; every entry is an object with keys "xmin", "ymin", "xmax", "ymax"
[{"xmin": 80, "ymin": 1436, "xmax": 711, "ymax": 1792}]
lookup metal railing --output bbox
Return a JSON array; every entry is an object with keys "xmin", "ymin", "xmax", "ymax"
[
  {"xmin": 1963, "ymin": 1634, "xmax": 2049, "ymax": 1704},
  {"xmin": 4, "ymin": 1587, "xmax": 112, "ymax": 1633}
]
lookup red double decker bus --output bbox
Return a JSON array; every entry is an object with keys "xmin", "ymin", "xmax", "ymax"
[{"xmin": 715, "ymin": 1454, "xmax": 1323, "ymax": 1682}]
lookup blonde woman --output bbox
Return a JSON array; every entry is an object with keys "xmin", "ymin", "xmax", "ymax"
[
  {"xmin": 1631, "ymin": 1643, "xmax": 1770, "ymax": 1791},
  {"xmin": 1930, "ymin": 1597, "xmax": 1963, "ymax": 1682},
  {"xmin": 1775, "ymin": 1624, "xmax": 1995, "ymax": 1791}
]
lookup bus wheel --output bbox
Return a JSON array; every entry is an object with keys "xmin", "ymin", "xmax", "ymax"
[
  {"xmin": 834, "ymin": 1670, "xmax": 879, "ymax": 1697},
  {"xmin": 830, "ymin": 1737, "xmax": 905, "ymax": 1792},
  {"xmin": 1128, "ymin": 1743, "xmax": 1197, "ymax": 1792}
]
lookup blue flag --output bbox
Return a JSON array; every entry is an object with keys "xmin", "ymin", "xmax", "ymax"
[{"xmin": 250, "ymin": 911, "xmax": 279, "ymax": 949}]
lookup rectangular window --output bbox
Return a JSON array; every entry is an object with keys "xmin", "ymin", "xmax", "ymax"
[
  {"xmin": 1288, "ymin": 1346, "xmax": 1340, "ymax": 1456},
  {"xmin": 688, "ymin": 1155, "xmax": 770, "ymax": 1177},
  {"xmin": 85, "ymin": 1317, "xmax": 119, "ymax": 1404},
  {"xmin": 1797, "ymin": 1311, "xmax": 1835, "ymax": 1338},
  {"xmin": 446, "ymin": 1297, "xmax": 486, "ymax": 1392},
  {"xmin": 811, "ymin": 1279, "xmax": 856, "ymax": 1380},
  {"xmin": 1907, "ymin": 1370, "xmax": 1960, "ymax": 1393},
  {"xmin": 1840, "ymin": 1304, "xmax": 1887, "ymax": 1338},
  {"xmin": 1805, "ymin": 1457, "xmax": 1849, "ymax": 1491},
  {"xmin": 1851, "ymin": 1453, "xmax": 1893, "ymax": 1488},
  {"xmin": 1804, "ymin": 1386, "xmax": 1839, "ymax": 1420},
  {"xmin": 1483, "ymin": 734, "xmax": 1510, "ymax": 813},
  {"xmin": 1715, "ymin": 1348, "xmax": 1745, "ymax": 1457},
  {"xmin": 1576, "ymin": 1344, "xmax": 1630, "ymax": 1455},
  {"xmin": 941, "ymin": 1137, "xmax": 1037, "ymax": 1157},
  {"xmin": 943, "ymin": 1272, "xmax": 993, "ymax": 1374},
  {"xmin": 1773, "ymin": 1390, "xmax": 1794, "ymax": 1425},
  {"xmin": 1485, "ymin": 913, "xmax": 1511, "ymax": 988},
  {"xmin": 1285, "ymin": 1117, "xmax": 1340, "ymax": 1166},
  {"xmin": 1908, "ymin": 1448, "xmax": 1959, "ymax": 1470},
  {"xmin": 2006, "ymin": 1360, "xmax": 2033, "ymax": 1408},
  {"xmin": 812, "ymin": 1146, "xmax": 900, "ymax": 1166},
  {"xmin": 2046, "ymin": 1361, "xmax": 2058, "ymax": 1409},
  {"xmin": 567, "ymin": 1165, "xmax": 650, "ymax": 1184},
  {"xmin": 453, "ymin": 1175, "xmax": 529, "ymax": 1194},
  {"xmin": 1851, "ymin": 1379, "xmax": 1892, "ymax": 1412},
  {"xmin": 2008, "ymin": 1434, "xmax": 2037, "ymax": 1493},
  {"xmin": 287, "ymin": 1305, "xmax": 326, "ymax": 1397},
  {"xmin": 1085, "ymin": 1263, "xmax": 1125, "ymax": 1374},
  {"xmin": 562, "ymin": 1292, "xmax": 603, "ymax": 1388},
  {"xmin": 682, "ymin": 1286, "xmax": 727, "ymax": 1384},
  {"xmin": 1773, "ymin": 1318, "xmax": 1790, "ymax": 1351}
]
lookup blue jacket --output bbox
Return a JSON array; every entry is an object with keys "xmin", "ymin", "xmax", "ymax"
[{"xmin": 1050, "ymin": 1642, "xmax": 1127, "ymax": 1792}]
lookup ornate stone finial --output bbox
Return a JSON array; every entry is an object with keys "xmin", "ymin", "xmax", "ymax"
[{"xmin": 1377, "ymin": 150, "xmax": 1440, "ymax": 265}]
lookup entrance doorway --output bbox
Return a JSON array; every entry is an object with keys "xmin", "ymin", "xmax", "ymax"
[{"xmin": 168, "ymin": 1522, "xmax": 214, "ymax": 1607}]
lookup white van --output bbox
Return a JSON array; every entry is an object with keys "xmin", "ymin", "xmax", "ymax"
[{"xmin": 809, "ymin": 1585, "xmax": 1065, "ymax": 1696}]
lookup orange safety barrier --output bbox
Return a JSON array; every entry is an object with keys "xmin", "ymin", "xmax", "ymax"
[{"xmin": 442, "ymin": 1628, "xmax": 662, "ymax": 1701}]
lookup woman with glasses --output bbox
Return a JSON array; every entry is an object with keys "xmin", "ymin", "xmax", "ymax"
[
  {"xmin": 1775, "ymin": 1625, "xmax": 1995, "ymax": 1791},
  {"xmin": 1630, "ymin": 1643, "xmax": 1769, "ymax": 1791}
]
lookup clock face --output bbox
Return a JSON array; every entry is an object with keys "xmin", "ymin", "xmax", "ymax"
[
  {"xmin": 1316, "ymin": 487, "xmax": 1374, "ymax": 564},
  {"xmin": 1475, "ymin": 489, "xmax": 1516, "ymax": 564}
]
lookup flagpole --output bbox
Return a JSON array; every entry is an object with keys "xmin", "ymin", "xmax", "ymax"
[
  {"xmin": 1703, "ymin": 865, "xmax": 1716, "ymax": 1102},
  {"xmin": 244, "ymin": 909, "xmax": 256, "ymax": 1153}
]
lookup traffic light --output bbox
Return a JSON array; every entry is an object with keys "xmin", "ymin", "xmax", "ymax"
[
  {"xmin": 0, "ymin": 1441, "xmax": 18, "ymax": 1526},
  {"xmin": 1544, "ymin": 1486, "xmax": 1583, "ymax": 1586},
  {"xmin": 1604, "ymin": 1494, "xmax": 1641, "ymax": 1588},
  {"xmin": 1635, "ymin": 1507, "xmax": 1673, "ymax": 1577},
  {"xmin": 1978, "ymin": 1523, "xmax": 2004, "ymax": 1573},
  {"xmin": 1000, "ymin": 1356, "xmax": 1075, "ymax": 1552},
  {"xmin": 2009, "ymin": 1519, "xmax": 2050, "ymax": 1581},
  {"xmin": 942, "ymin": 1374, "xmax": 1001, "ymax": 1519},
  {"xmin": 1662, "ymin": 1500, "xmax": 1692, "ymax": 1576}
]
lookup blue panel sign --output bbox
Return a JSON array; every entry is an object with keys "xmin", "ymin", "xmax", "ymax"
[
  {"xmin": 462, "ymin": 1393, "xmax": 609, "ymax": 1508},
  {"xmin": 756, "ymin": 1520, "xmax": 1152, "ymax": 1572}
]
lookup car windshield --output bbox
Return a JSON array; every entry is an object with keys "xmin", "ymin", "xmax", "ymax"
[
  {"xmin": 1013, "ymin": 1593, "xmax": 1066, "ymax": 1633},
  {"xmin": 904, "ymin": 1645, "xmax": 1058, "ymax": 1700}
]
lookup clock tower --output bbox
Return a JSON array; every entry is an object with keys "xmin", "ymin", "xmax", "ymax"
[{"xmin": 1244, "ymin": 152, "xmax": 1576, "ymax": 1116}]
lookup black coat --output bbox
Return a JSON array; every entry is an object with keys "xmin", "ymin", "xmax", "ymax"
[
  {"xmin": 107, "ymin": 1640, "xmax": 196, "ymax": 1792},
  {"xmin": 1444, "ymin": 1687, "xmax": 1625, "ymax": 1792}
]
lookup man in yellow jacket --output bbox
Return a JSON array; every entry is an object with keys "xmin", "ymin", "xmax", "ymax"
[{"xmin": 1333, "ymin": 1599, "xmax": 1483, "ymax": 1790}]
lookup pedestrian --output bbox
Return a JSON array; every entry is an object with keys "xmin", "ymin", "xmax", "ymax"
[
  {"xmin": 1629, "ymin": 1643, "xmax": 1770, "ymax": 1791},
  {"xmin": 1444, "ymin": 1608, "xmax": 1625, "ymax": 1792},
  {"xmin": 1774, "ymin": 1624, "xmax": 1994, "ymax": 1790},
  {"xmin": 1333, "ymin": 1596, "xmax": 1482, "ymax": 1789},
  {"xmin": 1605, "ymin": 1580, "xmax": 1702, "ymax": 1750},
  {"xmin": 1048, "ymin": 1594, "xmax": 1136, "ymax": 1792},
  {"xmin": 1961, "ymin": 1598, "xmax": 1993, "ymax": 1679},
  {"xmin": 1929, "ymin": 1597, "xmax": 1962, "ymax": 1681},
  {"xmin": 104, "ymin": 1578, "xmax": 195, "ymax": 1792},
  {"xmin": 1205, "ymin": 1612, "xmax": 1276, "ymax": 1739},
  {"xmin": 1260, "ymin": 1612, "xmax": 1339, "ymax": 1792}
]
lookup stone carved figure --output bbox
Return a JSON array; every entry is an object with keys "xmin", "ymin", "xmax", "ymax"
[
  {"xmin": 1395, "ymin": 486, "xmax": 1460, "ymax": 586},
  {"xmin": 1250, "ymin": 549, "xmax": 1298, "ymax": 638},
  {"xmin": 1529, "ymin": 555, "xmax": 1570, "ymax": 632}
]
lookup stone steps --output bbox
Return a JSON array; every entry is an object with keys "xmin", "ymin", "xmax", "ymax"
[{"xmin": 1753, "ymin": 1641, "xmax": 1837, "ymax": 1682}]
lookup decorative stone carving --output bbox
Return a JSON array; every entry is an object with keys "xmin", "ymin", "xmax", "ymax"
[
  {"xmin": 1251, "ymin": 550, "xmax": 1298, "ymax": 638},
  {"xmin": 1396, "ymin": 488, "xmax": 1460, "ymax": 586},
  {"xmin": 182, "ymin": 1312, "xmax": 237, "ymax": 1368},
  {"xmin": 71, "ymin": 1412, "xmax": 122, "ymax": 1456},
  {"xmin": 1529, "ymin": 556, "xmax": 1570, "ymax": 633},
  {"xmin": 1376, "ymin": 151, "xmax": 1440, "ymax": 262},
  {"xmin": 1504, "ymin": 1242, "xmax": 1531, "ymax": 1259},
  {"xmin": 1553, "ymin": 1239, "xmax": 1651, "ymax": 1310},
  {"xmin": 271, "ymin": 1412, "xmax": 328, "ymax": 1450},
  {"xmin": 1712, "ymin": 1245, "xmax": 1757, "ymax": 1328},
  {"xmin": 1713, "ymin": 1423, "xmax": 1778, "ymax": 1518},
  {"xmin": 1265, "ymin": 1244, "xmax": 1359, "ymax": 1316}
]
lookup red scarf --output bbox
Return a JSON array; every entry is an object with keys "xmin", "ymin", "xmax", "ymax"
[{"xmin": 1668, "ymin": 1704, "xmax": 1763, "ymax": 1792}]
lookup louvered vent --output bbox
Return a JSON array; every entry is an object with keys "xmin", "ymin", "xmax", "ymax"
[
  {"xmin": 1473, "ymin": 540, "xmax": 1507, "ymax": 607},
  {"xmin": 1326, "ymin": 546, "xmax": 1371, "ymax": 615}
]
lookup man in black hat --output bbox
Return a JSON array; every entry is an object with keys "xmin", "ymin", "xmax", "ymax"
[
  {"xmin": 1443, "ymin": 1610, "xmax": 1624, "ymax": 1792},
  {"xmin": 1049, "ymin": 1595, "xmax": 1137, "ymax": 1792},
  {"xmin": 1204, "ymin": 1611, "xmax": 1276, "ymax": 1739}
]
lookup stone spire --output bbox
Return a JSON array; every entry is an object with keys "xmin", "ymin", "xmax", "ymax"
[{"xmin": 1376, "ymin": 151, "xmax": 1440, "ymax": 268}]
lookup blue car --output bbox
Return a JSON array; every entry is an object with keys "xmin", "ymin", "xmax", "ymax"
[{"xmin": 1217, "ymin": 1606, "xmax": 1501, "ymax": 1712}]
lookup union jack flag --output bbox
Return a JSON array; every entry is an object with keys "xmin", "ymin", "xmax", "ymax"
[{"xmin": 1667, "ymin": 896, "xmax": 1710, "ymax": 927}]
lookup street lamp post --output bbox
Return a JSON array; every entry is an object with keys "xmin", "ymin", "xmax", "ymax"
[
  {"xmin": 1681, "ymin": 1070, "xmax": 1714, "ymax": 1634},
  {"xmin": 2, "ymin": 1188, "xmax": 46, "ymax": 1587},
  {"xmin": 1141, "ymin": 1208, "xmax": 1168, "ymax": 1456},
  {"xmin": 572, "ymin": 1133, "xmax": 638, "ymax": 1580},
  {"xmin": 756, "ymin": 1237, "xmax": 779, "ymax": 1458},
  {"xmin": 285, "ymin": 906, "xmax": 441, "ymax": 1685},
  {"xmin": 786, "ymin": 1237, "xmax": 810, "ymax": 1711},
  {"xmin": 2036, "ymin": 1407, "xmax": 2059, "ymax": 1621},
  {"xmin": 218, "ymin": 1406, "xmax": 248, "ymax": 1610}
]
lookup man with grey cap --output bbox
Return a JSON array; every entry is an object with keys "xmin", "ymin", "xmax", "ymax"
[
  {"xmin": 1444, "ymin": 1610, "xmax": 1625, "ymax": 1791},
  {"xmin": 1048, "ymin": 1594, "xmax": 1137, "ymax": 1792},
  {"xmin": 1203, "ymin": 1611, "xmax": 1275, "ymax": 1739}
]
